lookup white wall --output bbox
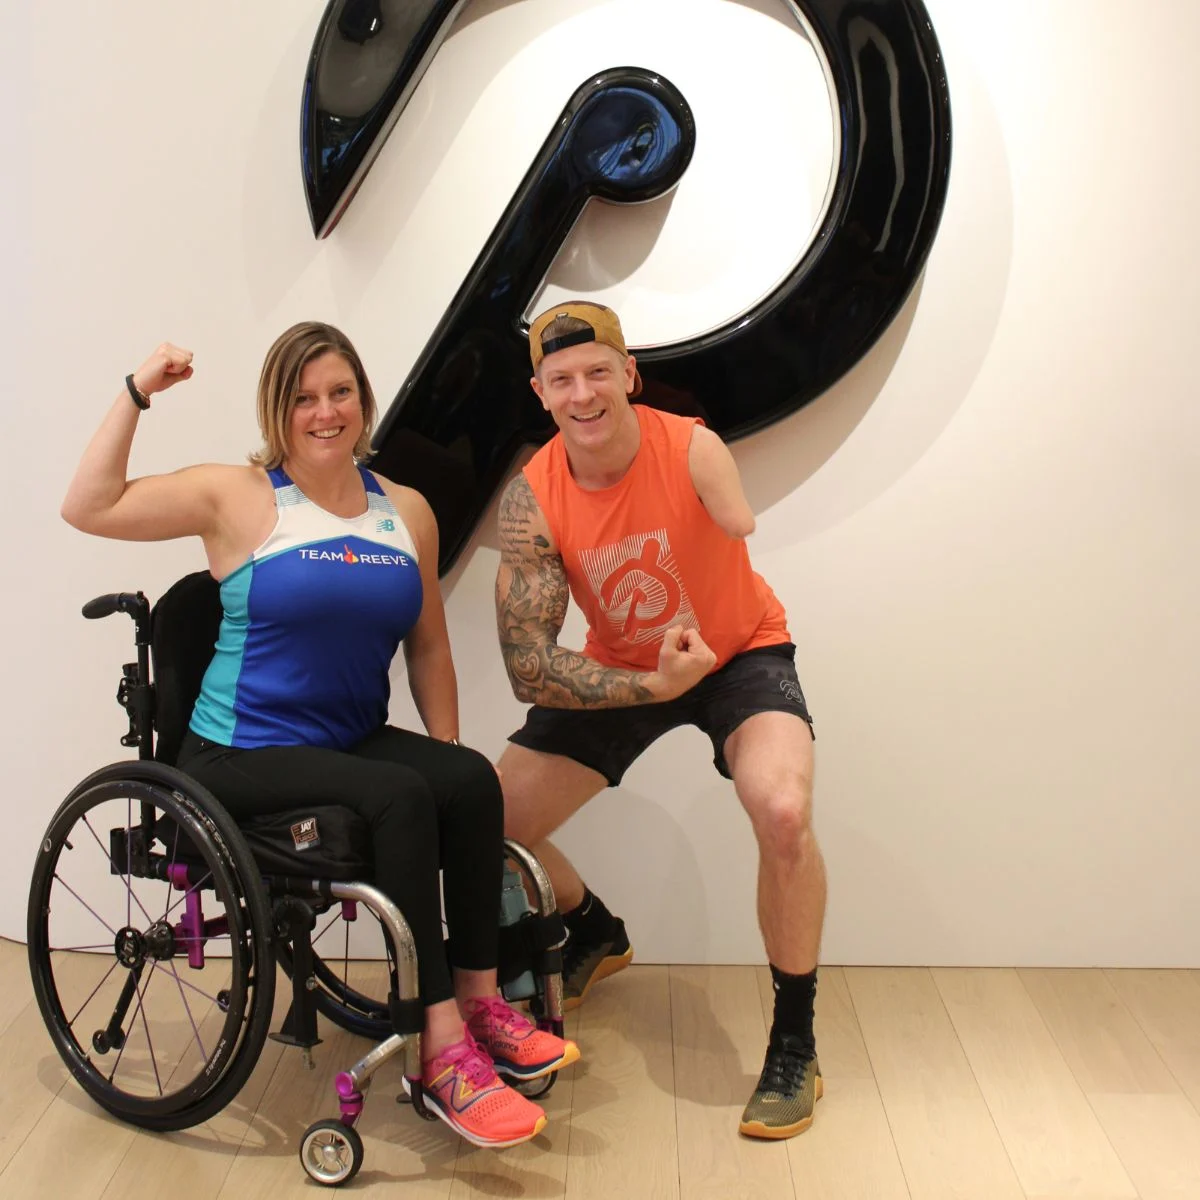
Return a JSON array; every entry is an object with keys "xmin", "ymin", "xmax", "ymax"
[{"xmin": 4, "ymin": 0, "xmax": 1197, "ymax": 966}]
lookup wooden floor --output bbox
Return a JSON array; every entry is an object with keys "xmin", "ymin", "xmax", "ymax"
[{"xmin": 2, "ymin": 938, "xmax": 1199, "ymax": 1199}]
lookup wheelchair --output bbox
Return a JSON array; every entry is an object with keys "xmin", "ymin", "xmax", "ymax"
[{"xmin": 26, "ymin": 571, "xmax": 568, "ymax": 1186}]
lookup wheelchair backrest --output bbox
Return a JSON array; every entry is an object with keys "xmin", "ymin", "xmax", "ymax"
[{"xmin": 151, "ymin": 571, "xmax": 223, "ymax": 766}]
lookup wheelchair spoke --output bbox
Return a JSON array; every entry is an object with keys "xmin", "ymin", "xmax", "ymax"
[
  {"xmin": 149, "ymin": 959, "xmax": 224, "ymax": 1007},
  {"xmin": 127, "ymin": 970, "xmax": 164, "ymax": 1096},
  {"xmin": 165, "ymin": 959, "xmax": 207, "ymax": 1064},
  {"xmin": 53, "ymin": 874, "xmax": 118, "ymax": 937},
  {"xmin": 52, "ymin": 943, "xmax": 119, "ymax": 953},
  {"xmin": 310, "ymin": 910, "xmax": 342, "ymax": 949},
  {"xmin": 65, "ymin": 956, "xmax": 121, "ymax": 1028},
  {"xmin": 80, "ymin": 814, "xmax": 155, "ymax": 928}
]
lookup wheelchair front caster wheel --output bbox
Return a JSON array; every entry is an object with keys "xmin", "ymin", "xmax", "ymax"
[
  {"xmin": 511, "ymin": 1072, "xmax": 556, "ymax": 1100},
  {"xmin": 299, "ymin": 1119, "xmax": 364, "ymax": 1187}
]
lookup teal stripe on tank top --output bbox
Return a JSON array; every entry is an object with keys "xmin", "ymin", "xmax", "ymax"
[{"xmin": 191, "ymin": 565, "xmax": 253, "ymax": 744}]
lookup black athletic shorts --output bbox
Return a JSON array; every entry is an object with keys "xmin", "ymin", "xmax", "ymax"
[{"xmin": 508, "ymin": 642, "xmax": 814, "ymax": 786}]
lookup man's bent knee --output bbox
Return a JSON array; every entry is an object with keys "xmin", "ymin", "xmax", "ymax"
[{"xmin": 743, "ymin": 783, "xmax": 815, "ymax": 857}]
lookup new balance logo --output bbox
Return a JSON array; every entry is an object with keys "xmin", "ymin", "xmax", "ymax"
[{"xmin": 376, "ymin": 518, "xmax": 396, "ymax": 532}]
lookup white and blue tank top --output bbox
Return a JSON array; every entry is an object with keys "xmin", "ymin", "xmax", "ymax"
[{"xmin": 189, "ymin": 465, "xmax": 423, "ymax": 750}]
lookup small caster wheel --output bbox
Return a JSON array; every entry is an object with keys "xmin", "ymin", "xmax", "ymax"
[
  {"xmin": 92, "ymin": 1028, "xmax": 125, "ymax": 1054},
  {"xmin": 299, "ymin": 1119, "xmax": 364, "ymax": 1187},
  {"xmin": 216, "ymin": 989, "xmax": 231, "ymax": 1013},
  {"xmin": 511, "ymin": 1072, "xmax": 556, "ymax": 1100}
]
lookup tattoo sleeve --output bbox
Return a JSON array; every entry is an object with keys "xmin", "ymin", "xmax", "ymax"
[{"xmin": 495, "ymin": 474, "xmax": 656, "ymax": 708}]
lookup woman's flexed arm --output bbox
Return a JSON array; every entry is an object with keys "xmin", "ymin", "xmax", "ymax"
[{"xmin": 61, "ymin": 342, "xmax": 226, "ymax": 542}]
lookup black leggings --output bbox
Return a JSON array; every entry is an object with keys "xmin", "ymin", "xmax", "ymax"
[{"xmin": 178, "ymin": 726, "xmax": 503, "ymax": 1007}]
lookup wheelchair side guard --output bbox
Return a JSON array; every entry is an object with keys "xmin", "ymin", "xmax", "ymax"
[
  {"xmin": 269, "ymin": 897, "xmax": 323, "ymax": 1057},
  {"xmin": 498, "ymin": 913, "xmax": 566, "ymax": 989}
]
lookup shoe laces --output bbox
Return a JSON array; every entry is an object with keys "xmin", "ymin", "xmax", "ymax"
[
  {"xmin": 757, "ymin": 1037, "xmax": 813, "ymax": 1095},
  {"xmin": 563, "ymin": 930, "xmax": 596, "ymax": 977},
  {"xmin": 432, "ymin": 1032, "xmax": 499, "ymax": 1090},
  {"xmin": 469, "ymin": 995, "xmax": 533, "ymax": 1036}
]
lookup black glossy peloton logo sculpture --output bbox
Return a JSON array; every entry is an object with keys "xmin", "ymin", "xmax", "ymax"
[{"xmin": 301, "ymin": 0, "xmax": 952, "ymax": 573}]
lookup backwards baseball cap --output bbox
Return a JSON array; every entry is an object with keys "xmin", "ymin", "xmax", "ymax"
[{"xmin": 528, "ymin": 300, "xmax": 643, "ymax": 397}]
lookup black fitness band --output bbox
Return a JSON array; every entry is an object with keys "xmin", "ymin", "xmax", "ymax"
[{"xmin": 125, "ymin": 374, "xmax": 150, "ymax": 411}]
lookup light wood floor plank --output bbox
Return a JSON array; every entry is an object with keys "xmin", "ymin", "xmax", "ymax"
[
  {"xmin": 1089, "ymin": 1093, "xmax": 1200, "ymax": 1199},
  {"xmin": 0, "ymin": 995, "xmax": 73, "ymax": 1178},
  {"xmin": 1019, "ymin": 968, "xmax": 1200, "ymax": 1198},
  {"xmin": 0, "ymin": 939, "xmax": 33, "ymax": 1037},
  {"xmin": 1105, "ymin": 970, "xmax": 1200, "ymax": 1113},
  {"xmin": 847, "ymin": 966, "xmax": 1025, "ymax": 1200},
  {"xmin": 671, "ymin": 964, "xmax": 792, "ymax": 1200},
  {"xmin": 1019, "ymin": 968, "xmax": 1178, "ymax": 1096},
  {"xmin": 563, "ymin": 965, "xmax": 679, "ymax": 1200},
  {"xmin": 932, "ymin": 968, "xmax": 1136, "ymax": 1200},
  {"xmin": 753, "ymin": 966, "xmax": 911, "ymax": 1200}
]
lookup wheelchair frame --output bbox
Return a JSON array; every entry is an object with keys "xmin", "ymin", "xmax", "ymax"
[{"xmin": 27, "ymin": 587, "xmax": 567, "ymax": 1186}]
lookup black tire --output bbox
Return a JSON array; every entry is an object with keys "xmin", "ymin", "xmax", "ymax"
[
  {"xmin": 509, "ymin": 1072, "xmax": 556, "ymax": 1100},
  {"xmin": 27, "ymin": 762, "xmax": 276, "ymax": 1131}
]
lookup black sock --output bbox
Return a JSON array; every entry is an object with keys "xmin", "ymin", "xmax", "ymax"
[
  {"xmin": 563, "ymin": 887, "xmax": 614, "ymax": 942},
  {"xmin": 769, "ymin": 965, "xmax": 817, "ymax": 1056}
]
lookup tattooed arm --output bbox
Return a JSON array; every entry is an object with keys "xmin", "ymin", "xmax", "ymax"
[{"xmin": 495, "ymin": 474, "xmax": 715, "ymax": 708}]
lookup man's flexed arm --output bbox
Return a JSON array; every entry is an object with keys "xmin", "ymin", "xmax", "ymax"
[{"xmin": 495, "ymin": 474, "xmax": 715, "ymax": 709}]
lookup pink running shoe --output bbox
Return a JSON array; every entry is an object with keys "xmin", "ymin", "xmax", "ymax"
[
  {"xmin": 419, "ymin": 1033, "xmax": 547, "ymax": 1148},
  {"xmin": 465, "ymin": 995, "xmax": 581, "ymax": 1082}
]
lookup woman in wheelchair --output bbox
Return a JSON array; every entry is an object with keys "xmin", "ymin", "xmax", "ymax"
[{"xmin": 59, "ymin": 322, "xmax": 578, "ymax": 1150}]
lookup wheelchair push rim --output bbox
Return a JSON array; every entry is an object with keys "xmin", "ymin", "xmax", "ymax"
[{"xmin": 27, "ymin": 763, "xmax": 275, "ymax": 1130}]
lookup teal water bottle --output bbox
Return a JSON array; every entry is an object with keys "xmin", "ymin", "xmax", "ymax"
[{"xmin": 499, "ymin": 863, "xmax": 537, "ymax": 1000}]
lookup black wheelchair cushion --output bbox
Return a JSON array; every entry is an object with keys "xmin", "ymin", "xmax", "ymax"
[
  {"xmin": 156, "ymin": 805, "xmax": 372, "ymax": 881},
  {"xmin": 151, "ymin": 571, "xmax": 223, "ymax": 768}
]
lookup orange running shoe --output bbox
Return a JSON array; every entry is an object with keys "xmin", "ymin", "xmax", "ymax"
[
  {"xmin": 465, "ymin": 995, "xmax": 581, "ymax": 1081},
  {"xmin": 418, "ymin": 1033, "xmax": 547, "ymax": 1148}
]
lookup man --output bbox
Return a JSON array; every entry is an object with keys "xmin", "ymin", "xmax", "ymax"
[{"xmin": 494, "ymin": 301, "xmax": 826, "ymax": 1139}]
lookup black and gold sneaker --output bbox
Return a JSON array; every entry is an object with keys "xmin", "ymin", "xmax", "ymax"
[
  {"xmin": 739, "ymin": 1034, "xmax": 823, "ymax": 1139},
  {"xmin": 561, "ymin": 918, "xmax": 633, "ymax": 1010}
]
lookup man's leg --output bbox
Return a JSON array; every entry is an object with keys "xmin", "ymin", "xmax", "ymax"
[
  {"xmin": 498, "ymin": 742, "xmax": 634, "ymax": 1007},
  {"xmin": 722, "ymin": 709, "xmax": 827, "ymax": 1138},
  {"xmin": 498, "ymin": 742, "xmax": 605, "ymax": 908},
  {"xmin": 722, "ymin": 711, "xmax": 825, "ymax": 973}
]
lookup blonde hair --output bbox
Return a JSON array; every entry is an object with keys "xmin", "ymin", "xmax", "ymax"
[{"xmin": 249, "ymin": 322, "xmax": 378, "ymax": 468}]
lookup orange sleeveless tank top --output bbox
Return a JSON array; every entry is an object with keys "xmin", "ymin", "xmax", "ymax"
[{"xmin": 522, "ymin": 405, "xmax": 790, "ymax": 672}]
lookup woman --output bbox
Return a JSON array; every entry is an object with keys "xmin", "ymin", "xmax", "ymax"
[{"xmin": 61, "ymin": 322, "xmax": 577, "ymax": 1149}]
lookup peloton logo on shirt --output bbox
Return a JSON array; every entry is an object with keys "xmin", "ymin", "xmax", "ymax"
[
  {"xmin": 297, "ymin": 544, "xmax": 412, "ymax": 567},
  {"xmin": 579, "ymin": 530, "xmax": 700, "ymax": 645}
]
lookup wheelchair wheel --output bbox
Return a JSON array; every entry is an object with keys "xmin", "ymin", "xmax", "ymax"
[
  {"xmin": 27, "ymin": 762, "xmax": 276, "ymax": 1131},
  {"xmin": 511, "ymin": 1072, "xmax": 557, "ymax": 1100},
  {"xmin": 276, "ymin": 907, "xmax": 392, "ymax": 1042},
  {"xmin": 300, "ymin": 1118, "xmax": 364, "ymax": 1186}
]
